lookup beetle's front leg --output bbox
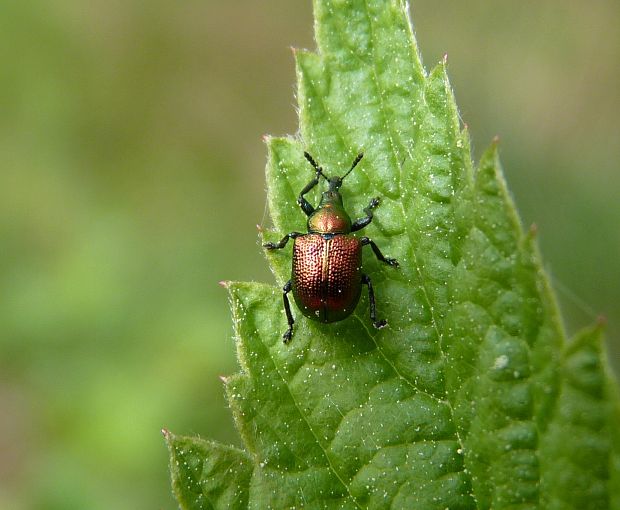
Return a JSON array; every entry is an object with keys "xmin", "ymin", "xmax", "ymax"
[
  {"xmin": 263, "ymin": 232, "xmax": 302, "ymax": 250},
  {"xmin": 282, "ymin": 280, "xmax": 295, "ymax": 343},
  {"xmin": 361, "ymin": 236, "xmax": 399, "ymax": 267},
  {"xmin": 351, "ymin": 197, "xmax": 380, "ymax": 232},
  {"xmin": 297, "ymin": 175, "xmax": 320, "ymax": 216},
  {"xmin": 362, "ymin": 274, "xmax": 387, "ymax": 329},
  {"xmin": 297, "ymin": 152, "xmax": 326, "ymax": 216}
]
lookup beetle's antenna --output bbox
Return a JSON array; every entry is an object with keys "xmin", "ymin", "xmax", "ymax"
[
  {"xmin": 304, "ymin": 152, "xmax": 327, "ymax": 180},
  {"xmin": 341, "ymin": 153, "xmax": 363, "ymax": 180}
]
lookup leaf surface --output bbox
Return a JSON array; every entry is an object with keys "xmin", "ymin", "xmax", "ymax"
[{"xmin": 166, "ymin": 1, "xmax": 620, "ymax": 508}]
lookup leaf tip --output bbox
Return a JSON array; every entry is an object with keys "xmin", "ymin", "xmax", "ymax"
[
  {"xmin": 442, "ymin": 52, "xmax": 449, "ymax": 64},
  {"xmin": 492, "ymin": 134, "xmax": 501, "ymax": 145},
  {"xmin": 162, "ymin": 427, "xmax": 171, "ymax": 440},
  {"xmin": 262, "ymin": 133, "xmax": 272, "ymax": 143},
  {"xmin": 528, "ymin": 222, "xmax": 538, "ymax": 237},
  {"xmin": 219, "ymin": 280, "xmax": 231, "ymax": 289},
  {"xmin": 219, "ymin": 374, "xmax": 230, "ymax": 384}
]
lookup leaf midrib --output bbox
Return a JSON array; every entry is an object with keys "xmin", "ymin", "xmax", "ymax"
[
  {"xmin": 249, "ymin": 307, "xmax": 364, "ymax": 509},
  {"xmin": 354, "ymin": 3, "xmax": 473, "ymax": 496}
]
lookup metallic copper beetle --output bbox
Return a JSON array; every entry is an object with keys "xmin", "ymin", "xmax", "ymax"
[{"xmin": 264, "ymin": 152, "xmax": 399, "ymax": 343}]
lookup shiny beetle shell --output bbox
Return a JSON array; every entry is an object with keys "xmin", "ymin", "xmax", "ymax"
[{"xmin": 292, "ymin": 234, "xmax": 362, "ymax": 323}]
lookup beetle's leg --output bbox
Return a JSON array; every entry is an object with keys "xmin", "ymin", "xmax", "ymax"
[
  {"xmin": 297, "ymin": 177, "xmax": 319, "ymax": 216},
  {"xmin": 362, "ymin": 274, "xmax": 387, "ymax": 329},
  {"xmin": 298, "ymin": 152, "xmax": 325, "ymax": 216},
  {"xmin": 263, "ymin": 232, "xmax": 302, "ymax": 250},
  {"xmin": 351, "ymin": 197, "xmax": 381, "ymax": 232},
  {"xmin": 282, "ymin": 280, "xmax": 295, "ymax": 343},
  {"xmin": 361, "ymin": 237, "xmax": 399, "ymax": 267}
]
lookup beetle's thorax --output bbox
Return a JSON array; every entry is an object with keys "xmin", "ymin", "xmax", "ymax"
[{"xmin": 307, "ymin": 190, "xmax": 352, "ymax": 234}]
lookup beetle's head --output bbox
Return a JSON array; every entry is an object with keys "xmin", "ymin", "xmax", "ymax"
[
  {"xmin": 324, "ymin": 175, "xmax": 343, "ymax": 196},
  {"xmin": 304, "ymin": 152, "xmax": 364, "ymax": 234}
]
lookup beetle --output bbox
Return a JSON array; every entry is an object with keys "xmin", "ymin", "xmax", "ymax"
[{"xmin": 263, "ymin": 151, "xmax": 399, "ymax": 343}]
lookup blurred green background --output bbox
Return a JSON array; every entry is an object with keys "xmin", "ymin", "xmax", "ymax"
[{"xmin": 1, "ymin": 1, "xmax": 618, "ymax": 508}]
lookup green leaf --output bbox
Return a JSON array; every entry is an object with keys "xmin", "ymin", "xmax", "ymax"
[
  {"xmin": 164, "ymin": 430, "xmax": 253, "ymax": 509},
  {"xmin": 166, "ymin": 1, "xmax": 620, "ymax": 508},
  {"xmin": 539, "ymin": 324, "xmax": 620, "ymax": 509}
]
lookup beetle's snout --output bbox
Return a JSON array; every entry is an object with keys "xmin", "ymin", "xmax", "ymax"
[
  {"xmin": 322, "ymin": 190, "xmax": 341, "ymax": 202},
  {"xmin": 327, "ymin": 176, "xmax": 343, "ymax": 192}
]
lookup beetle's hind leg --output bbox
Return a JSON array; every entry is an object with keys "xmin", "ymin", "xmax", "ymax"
[
  {"xmin": 362, "ymin": 274, "xmax": 387, "ymax": 329},
  {"xmin": 281, "ymin": 280, "xmax": 295, "ymax": 343}
]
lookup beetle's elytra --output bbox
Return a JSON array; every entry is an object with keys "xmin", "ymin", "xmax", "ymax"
[{"xmin": 263, "ymin": 151, "xmax": 399, "ymax": 343}]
